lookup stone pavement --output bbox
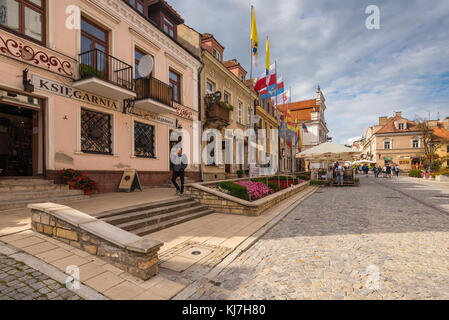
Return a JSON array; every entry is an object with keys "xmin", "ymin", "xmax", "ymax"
[
  {"xmin": 0, "ymin": 252, "xmax": 81, "ymax": 300},
  {"xmin": 373, "ymin": 176, "xmax": 449, "ymax": 214},
  {"xmin": 190, "ymin": 177, "xmax": 449, "ymax": 300},
  {"xmin": 0, "ymin": 185, "xmax": 317, "ymax": 299}
]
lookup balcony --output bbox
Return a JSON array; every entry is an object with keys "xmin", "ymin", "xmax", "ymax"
[
  {"xmin": 205, "ymin": 100, "xmax": 231, "ymax": 128},
  {"xmin": 134, "ymin": 77, "xmax": 175, "ymax": 114},
  {"xmin": 73, "ymin": 49, "xmax": 136, "ymax": 100}
]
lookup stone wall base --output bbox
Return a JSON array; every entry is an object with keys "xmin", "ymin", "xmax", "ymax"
[
  {"xmin": 185, "ymin": 181, "xmax": 309, "ymax": 216},
  {"xmin": 30, "ymin": 204, "xmax": 162, "ymax": 280},
  {"xmin": 45, "ymin": 170, "xmax": 201, "ymax": 193}
]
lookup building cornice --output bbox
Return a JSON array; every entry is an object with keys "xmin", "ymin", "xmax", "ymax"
[
  {"xmin": 375, "ymin": 131, "xmax": 421, "ymax": 137},
  {"xmin": 203, "ymin": 51, "xmax": 252, "ymax": 96},
  {"xmin": 101, "ymin": 0, "xmax": 201, "ymax": 71}
]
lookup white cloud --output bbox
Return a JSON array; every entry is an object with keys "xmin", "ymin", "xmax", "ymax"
[{"xmin": 169, "ymin": 0, "xmax": 449, "ymax": 144}]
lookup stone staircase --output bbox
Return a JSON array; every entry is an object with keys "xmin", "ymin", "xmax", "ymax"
[
  {"xmin": 95, "ymin": 197, "xmax": 213, "ymax": 236},
  {"xmin": 0, "ymin": 178, "xmax": 88, "ymax": 211}
]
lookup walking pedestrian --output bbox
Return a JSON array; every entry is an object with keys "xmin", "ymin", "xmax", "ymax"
[
  {"xmin": 395, "ymin": 165, "xmax": 400, "ymax": 177},
  {"xmin": 382, "ymin": 166, "xmax": 387, "ymax": 178},
  {"xmin": 171, "ymin": 147, "xmax": 188, "ymax": 195},
  {"xmin": 363, "ymin": 165, "xmax": 369, "ymax": 177},
  {"xmin": 386, "ymin": 164, "xmax": 392, "ymax": 178},
  {"xmin": 336, "ymin": 162, "xmax": 345, "ymax": 186}
]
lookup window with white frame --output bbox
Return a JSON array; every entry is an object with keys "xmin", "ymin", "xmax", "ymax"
[
  {"xmin": 212, "ymin": 48, "xmax": 221, "ymax": 61},
  {"xmin": 412, "ymin": 138, "xmax": 420, "ymax": 148},
  {"xmin": 384, "ymin": 139, "xmax": 391, "ymax": 149},
  {"xmin": 223, "ymin": 91, "xmax": 230, "ymax": 103},
  {"xmin": 398, "ymin": 123, "xmax": 405, "ymax": 130},
  {"xmin": 206, "ymin": 80, "xmax": 216, "ymax": 94},
  {"xmin": 237, "ymin": 101, "xmax": 243, "ymax": 124}
]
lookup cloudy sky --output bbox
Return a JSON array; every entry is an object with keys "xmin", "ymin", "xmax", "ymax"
[{"xmin": 169, "ymin": 0, "xmax": 449, "ymax": 144}]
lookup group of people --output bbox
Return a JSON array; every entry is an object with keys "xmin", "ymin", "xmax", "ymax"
[{"xmin": 373, "ymin": 164, "xmax": 400, "ymax": 178}]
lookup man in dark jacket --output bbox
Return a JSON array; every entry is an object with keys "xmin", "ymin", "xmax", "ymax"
[{"xmin": 171, "ymin": 148, "xmax": 188, "ymax": 194}]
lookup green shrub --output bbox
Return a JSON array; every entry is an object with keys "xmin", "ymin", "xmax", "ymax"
[
  {"xmin": 79, "ymin": 63, "xmax": 106, "ymax": 80},
  {"xmin": 409, "ymin": 169, "xmax": 422, "ymax": 178},
  {"xmin": 297, "ymin": 175, "xmax": 310, "ymax": 181},
  {"xmin": 267, "ymin": 182, "xmax": 279, "ymax": 192},
  {"xmin": 218, "ymin": 181, "xmax": 248, "ymax": 200},
  {"xmin": 310, "ymin": 180, "xmax": 327, "ymax": 186}
]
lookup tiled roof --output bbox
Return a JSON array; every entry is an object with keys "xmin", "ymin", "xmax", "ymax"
[
  {"xmin": 277, "ymin": 99, "xmax": 319, "ymax": 114},
  {"xmin": 223, "ymin": 59, "xmax": 239, "ymax": 68},
  {"xmin": 148, "ymin": 0, "xmax": 184, "ymax": 24},
  {"xmin": 375, "ymin": 115, "xmax": 419, "ymax": 134},
  {"xmin": 432, "ymin": 124, "xmax": 449, "ymax": 140},
  {"xmin": 201, "ymin": 33, "xmax": 225, "ymax": 50}
]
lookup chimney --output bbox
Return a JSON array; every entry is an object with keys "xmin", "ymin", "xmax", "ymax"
[
  {"xmin": 379, "ymin": 116, "xmax": 388, "ymax": 126},
  {"xmin": 395, "ymin": 112, "xmax": 402, "ymax": 118}
]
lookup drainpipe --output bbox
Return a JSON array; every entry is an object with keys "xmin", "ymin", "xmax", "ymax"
[{"xmin": 197, "ymin": 59, "xmax": 205, "ymax": 182}]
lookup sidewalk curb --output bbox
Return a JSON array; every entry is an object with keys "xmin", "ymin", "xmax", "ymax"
[
  {"xmin": 172, "ymin": 186, "xmax": 319, "ymax": 300},
  {"xmin": 0, "ymin": 241, "xmax": 108, "ymax": 300}
]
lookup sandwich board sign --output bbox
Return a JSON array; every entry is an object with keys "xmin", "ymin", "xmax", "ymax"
[{"xmin": 118, "ymin": 169, "xmax": 143, "ymax": 193}]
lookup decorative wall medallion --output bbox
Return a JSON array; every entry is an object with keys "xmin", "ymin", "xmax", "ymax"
[{"xmin": 176, "ymin": 105, "xmax": 193, "ymax": 120}]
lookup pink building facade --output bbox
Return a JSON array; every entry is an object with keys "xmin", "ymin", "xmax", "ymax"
[{"xmin": 0, "ymin": 0, "xmax": 201, "ymax": 192}]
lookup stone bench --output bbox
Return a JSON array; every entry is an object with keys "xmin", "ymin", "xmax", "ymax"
[{"xmin": 28, "ymin": 203, "xmax": 162, "ymax": 280}]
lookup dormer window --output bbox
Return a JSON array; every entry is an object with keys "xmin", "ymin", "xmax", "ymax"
[
  {"xmin": 212, "ymin": 48, "xmax": 221, "ymax": 61},
  {"xmin": 127, "ymin": 0, "xmax": 144, "ymax": 14},
  {"xmin": 398, "ymin": 123, "xmax": 405, "ymax": 130},
  {"xmin": 162, "ymin": 17, "xmax": 175, "ymax": 38},
  {"xmin": 239, "ymin": 73, "xmax": 244, "ymax": 81}
]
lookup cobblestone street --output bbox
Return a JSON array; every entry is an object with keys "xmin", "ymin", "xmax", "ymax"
[
  {"xmin": 0, "ymin": 253, "xmax": 81, "ymax": 300},
  {"xmin": 191, "ymin": 177, "xmax": 449, "ymax": 300}
]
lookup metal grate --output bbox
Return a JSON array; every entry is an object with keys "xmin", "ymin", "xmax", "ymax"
[
  {"xmin": 134, "ymin": 121, "xmax": 155, "ymax": 158},
  {"xmin": 81, "ymin": 108, "xmax": 112, "ymax": 154}
]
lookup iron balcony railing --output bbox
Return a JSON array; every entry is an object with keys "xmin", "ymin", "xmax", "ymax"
[
  {"xmin": 78, "ymin": 49, "xmax": 134, "ymax": 91},
  {"xmin": 135, "ymin": 77, "xmax": 173, "ymax": 107}
]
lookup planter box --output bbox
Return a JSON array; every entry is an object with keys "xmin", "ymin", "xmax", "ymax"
[
  {"xmin": 435, "ymin": 175, "xmax": 449, "ymax": 182},
  {"xmin": 185, "ymin": 178, "xmax": 310, "ymax": 217}
]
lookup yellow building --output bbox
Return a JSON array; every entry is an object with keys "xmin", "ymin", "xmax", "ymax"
[{"xmin": 429, "ymin": 119, "xmax": 449, "ymax": 168}]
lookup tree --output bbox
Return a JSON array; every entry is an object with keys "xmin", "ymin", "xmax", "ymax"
[{"xmin": 415, "ymin": 118, "xmax": 448, "ymax": 170}]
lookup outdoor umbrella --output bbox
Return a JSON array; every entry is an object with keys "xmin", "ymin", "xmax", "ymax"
[{"xmin": 296, "ymin": 142, "xmax": 361, "ymax": 162}]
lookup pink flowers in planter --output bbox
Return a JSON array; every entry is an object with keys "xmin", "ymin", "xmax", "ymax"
[{"xmin": 235, "ymin": 181, "xmax": 273, "ymax": 200}]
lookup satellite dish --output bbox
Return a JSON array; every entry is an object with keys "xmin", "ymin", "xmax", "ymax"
[
  {"xmin": 137, "ymin": 55, "xmax": 154, "ymax": 78},
  {"xmin": 214, "ymin": 91, "xmax": 222, "ymax": 102}
]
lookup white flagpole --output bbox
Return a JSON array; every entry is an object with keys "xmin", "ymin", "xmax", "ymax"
[{"xmin": 248, "ymin": 5, "xmax": 254, "ymax": 201}]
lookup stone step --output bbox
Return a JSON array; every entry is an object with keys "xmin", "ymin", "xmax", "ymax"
[
  {"xmin": 94, "ymin": 197, "xmax": 192, "ymax": 219},
  {"xmin": 116, "ymin": 204, "xmax": 210, "ymax": 232},
  {"xmin": 0, "ymin": 189, "xmax": 84, "ymax": 202},
  {"xmin": 0, "ymin": 179, "xmax": 54, "ymax": 186},
  {"xmin": 0, "ymin": 194, "xmax": 89, "ymax": 211},
  {"xmin": 133, "ymin": 209, "xmax": 214, "ymax": 236},
  {"xmin": 0, "ymin": 183, "xmax": 68, "ymax": 193},
  {"xmin": 103, "ymin": 200, "xmax": 201, "ymax": 226}
]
